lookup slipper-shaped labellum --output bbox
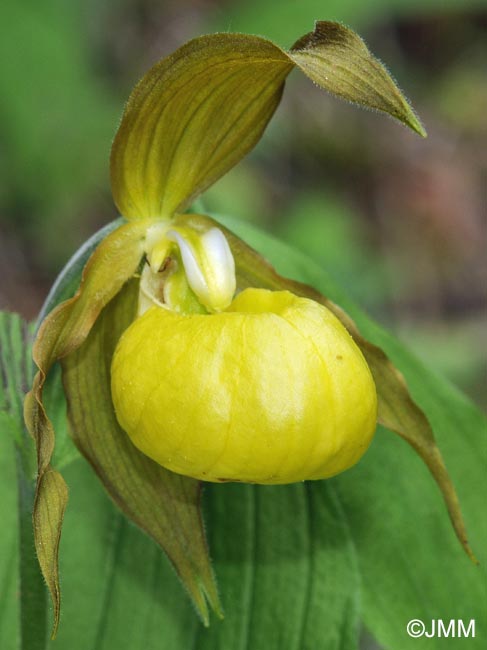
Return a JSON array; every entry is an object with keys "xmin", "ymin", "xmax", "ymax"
[{"xmin": 111, "ymin": 225, "xmax": 377, "ymax": 484}]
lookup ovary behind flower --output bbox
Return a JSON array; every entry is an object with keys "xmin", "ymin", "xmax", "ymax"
[{"xmin": 111, "ymin": 288, "xmax": 377, "ymax": 484}]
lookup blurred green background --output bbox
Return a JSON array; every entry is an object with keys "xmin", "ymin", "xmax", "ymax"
[{"xmin": 0, "ymin": 0, "xmax": 485, "ymax": 405}]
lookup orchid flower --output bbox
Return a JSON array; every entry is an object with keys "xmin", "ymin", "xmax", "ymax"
[{"xmin": 24, "ymin": 22, "xmax": 475, "ymax": 639}]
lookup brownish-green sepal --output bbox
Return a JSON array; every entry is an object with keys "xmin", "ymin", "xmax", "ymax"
[
  {"xmin": 111, "ymin": 23, "xmax": 424, "ymax": 222},
  {"xmin": 24, "ymin": 220, "xmax": 150, "ymax": 637},
  {"xmin": 289, "ymin": 21, "xmax": 426, "ymax": 137},
  {"xmin": 187, "ymin": 213, "xmax": 474, "ymax": 563},
  {"xmin": 61, "ymin": 279, "xmax": 222, "ymax": 624},
  {"xmin": 110, "ymin": 34, "xmax": 292, "ymax": 220}
]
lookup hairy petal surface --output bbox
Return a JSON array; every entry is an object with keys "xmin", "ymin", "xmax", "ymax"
[{"xmin": 289, "ymin": 21, "xmax": 426, "ymax": 136}]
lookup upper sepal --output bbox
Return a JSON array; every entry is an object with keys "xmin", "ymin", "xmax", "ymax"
[
  {"xmin": 111, "ymin": 22, "xmax": 425, "ymax": 222},
  {"xmin": 110, "ymin": 34, "xmax": 291, "ymax": 220}
]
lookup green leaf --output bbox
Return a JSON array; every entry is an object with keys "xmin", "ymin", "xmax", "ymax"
[
  {"xmin": 212, "ymin": 213, "xmax": 487, "ymax": 650},
  {"xmin": 61, "ymin": 278, "xmax": 221, "ymax": 624},
  {"xmin": 111, "ymin": 23, "xmax": 422, "ymax": 221},
  {"xmin": 0, "ymin": 423, "xmax": 20, "ymax": 650},
  {"xmin": 0, "ymin": 312, "xmax": 34, "ymax": 425},
  {"xmin": 199, "ymin": 482, "xmax": 359, "ymax": 650},
  {"xmin": 0, "ymin": 312, "xmax": 47, "ymax": 650},
  {"xmin": 40, "ymin": 459, "xmax": 359, "ymax": 650}
]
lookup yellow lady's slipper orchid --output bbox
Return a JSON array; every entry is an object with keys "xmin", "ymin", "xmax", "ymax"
[
  {"xmin": 25, "ymin": 20, "xmax": 473, "ymax": 641},
  {"xmin": 112, "ymin": 287, "xmax": 377, "ymax": 484}
]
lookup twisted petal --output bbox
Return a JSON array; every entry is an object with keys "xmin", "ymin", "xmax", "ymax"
[
  {"xmin": 111, "ymin": 22, "xmax": 425, "ymax": 221},
  {"xmin": 24, "ymin": 220, "xmax": 151, "ymax": 636}
]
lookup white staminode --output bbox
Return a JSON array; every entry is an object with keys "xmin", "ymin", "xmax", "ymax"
[{"xmin": 166, "ymin": 226, "xmax": 236, "ymax": 312}]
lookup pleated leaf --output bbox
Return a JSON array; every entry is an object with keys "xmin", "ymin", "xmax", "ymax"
[
  {"xmin": 199, "ymin": 481, "xmax": 359, "ymax": 650},
  {"xmin": 111, "ymin": 22, "xmax": 424, "ymax": 221},
  {"xmin": 0, "ymin": 312, "xmax": 34, "ymax": 425},
  {"xmin": 61, "ymin": 279, "xmax": 221, "ymax": 624},
  {"xmin": 0, "ymin": 312, "xmax": 46, "ymax": 650},
  {"xmin": 15, "ymin": 457, "xmax": 358, "ymax": 650}
]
